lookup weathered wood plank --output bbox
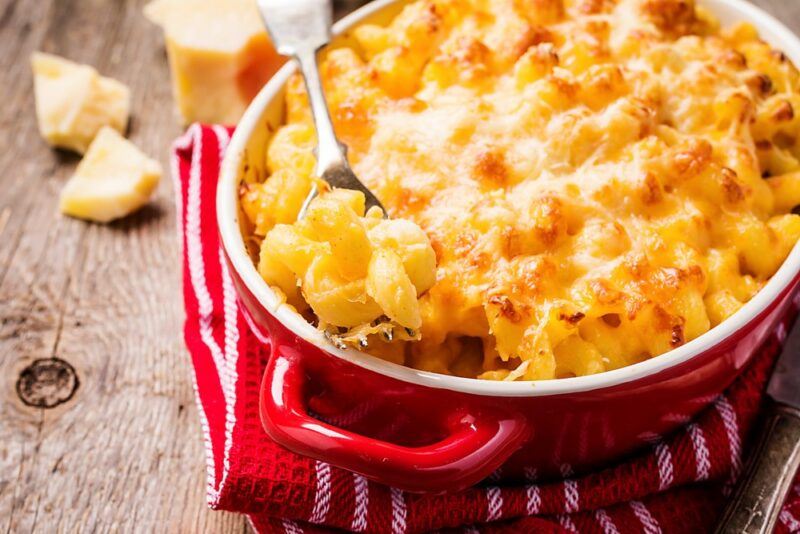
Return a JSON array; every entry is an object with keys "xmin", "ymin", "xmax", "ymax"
[
  {"xmin": 1, "ymin": 0, "xmax": 799, "ymax": 533},
  {"xmin": 0, "ymin": 0, "xmax": 246, "ymax": 531}
]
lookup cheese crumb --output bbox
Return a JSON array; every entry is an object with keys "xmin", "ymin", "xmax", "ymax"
[
  {"xmin": 31, "ymin": 52, "xmax": 130, "ymax": 154},
  {"xmin": 60, "ymin": 127, "xmax": 161, "ymax": 223},
  {"xmin": 144, "ymin": 0, "xmax": 284, "ymax": 125}
]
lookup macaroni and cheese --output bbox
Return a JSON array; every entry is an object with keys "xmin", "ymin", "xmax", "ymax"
[{"xmin": 241, "ymin": 0, "xmax": 800, "ymax": 380}]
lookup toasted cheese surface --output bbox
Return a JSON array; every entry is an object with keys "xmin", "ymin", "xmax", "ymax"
[
  {"xmin": 244, "ymin": 0, "xmax": 800, "ymax": 380},
  {"xmin": 145, "ymin": 0, "xmax": 284, "ymax": 125},
  {"xmin": 60, "ymin": 127, "xmax": 161, "ymax": 223},
  {"xmin": 31, "ymin": 52, "xmax": 130, "ymax": 154}
]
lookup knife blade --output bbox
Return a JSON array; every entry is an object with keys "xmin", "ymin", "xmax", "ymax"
[{"xmin": 767, "ymin": 317, "xmax": 800, "ymax": 408}]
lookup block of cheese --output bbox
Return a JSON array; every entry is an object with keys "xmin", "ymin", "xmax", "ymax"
[
  {"xmin": 144, "ymin": 0, "xmax": 284, "ymax": 125},
  {"xmin": 31, "ymin": 52, "xmax": 131, "ymax": 154},
  {"xmin": 60, "ymin": 127, "xmax": 161, "ymax": 223}
]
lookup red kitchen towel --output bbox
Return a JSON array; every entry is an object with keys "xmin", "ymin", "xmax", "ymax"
[{"xmin": 173, "ymin": 124, "xmax": 800, "ymax": 534}]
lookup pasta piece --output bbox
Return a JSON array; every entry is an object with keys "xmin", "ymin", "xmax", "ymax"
[
  {"xmin": 266, "ymin": 123, "xmax": 316, "ymax": 176},
  {"xmin": 300, "ymin": 196, "xmax": 373, "ymax": 280},
  {"xmin": 553, "ymin": 335, "xmax": 606, "ymax": 378},
  {"xmin": 304, "ymin": 254, "xmax": 384, "ymax": 328},
  {"xmin": 366, "ymin": 248, "xmax": 422, "ymax": 329},
  {"xmin": 258, "ymin": 251, "xmax": 305, "ymax": 310},
  {"xmin": 704, "ymin": 290, "xmax": 743, "ymax": 326},
  {"xmin": 768, "ymin": 172, "xmax": 800, "ymax": 213},
  {"xmin": 241, "ymin": 168, "xmax": 313, "ymax": 236},
  {"xmin": 262, "ymin": 224, "xmax": 329, "ymax": 277},
  {"xmin": 367, "ymin": 219, "xmax": 437, "ymax": 294}
]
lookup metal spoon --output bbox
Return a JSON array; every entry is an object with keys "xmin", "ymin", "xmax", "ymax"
[{"xmin": 256, "ymin": 0, "xmax": 385, "ymax": 217}]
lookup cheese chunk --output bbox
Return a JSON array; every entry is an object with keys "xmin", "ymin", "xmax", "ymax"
[
  {"xmin": 60, "ymin": 127, "xmax": 161, "ymax": 223},
  {"xmin": 31, "ymin": 52, "xmax": 131, "ymax": 154},
  {"xmin": 145, "ymin": 0, "xmax": 284, "ymax": 125}
]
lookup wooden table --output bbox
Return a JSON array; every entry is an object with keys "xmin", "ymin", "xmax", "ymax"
[
  {"xmin": 1, "ymin": 0, "xmax": 798, "ymax": 532},
  {"xmin": 0, "ymin": 0, "xmax": 247, "ymax": 530}
]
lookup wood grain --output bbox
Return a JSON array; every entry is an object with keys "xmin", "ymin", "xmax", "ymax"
[
  {"xmin": 0, "ymin": 0, "xmax": 247, "ymax": 531},
  {"xmin": 0, "ymin": 0, "xmax": 799, "ymax": 532}
]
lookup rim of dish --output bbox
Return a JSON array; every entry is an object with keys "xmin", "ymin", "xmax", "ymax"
[{"xmin": 218, "ymin": 0, "xmax": 800, "ymax": 398}]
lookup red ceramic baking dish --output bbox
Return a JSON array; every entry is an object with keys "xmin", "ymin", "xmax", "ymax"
[{"xmin": 218, "ymin": 0, "xmax": 800, "ymax": 493}]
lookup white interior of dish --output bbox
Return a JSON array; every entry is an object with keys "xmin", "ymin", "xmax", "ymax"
[{"xmin": 218, "ymin": 0, "xmax": 800, "ymax": 397}]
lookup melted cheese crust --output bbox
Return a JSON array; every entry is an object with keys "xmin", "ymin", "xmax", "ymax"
[{"xmin": 246, "ymin": 0, "xmax": 800, "ymax": 380}]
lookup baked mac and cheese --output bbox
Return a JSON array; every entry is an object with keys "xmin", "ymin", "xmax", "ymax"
[{"xmin": 241, "ymin": 0, "xmax": 800, "ymax": 380}]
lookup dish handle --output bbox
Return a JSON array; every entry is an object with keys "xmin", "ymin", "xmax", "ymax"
[{"xmin": 260, "ymin": 348, "xmax": 529, "ymax": 493}]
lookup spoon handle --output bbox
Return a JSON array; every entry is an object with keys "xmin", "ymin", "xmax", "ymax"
[
  {"xmin": 256, "ymin": 0, "xmax": 385, "ymax": 213},
  {"xmin": 295, "ymin": 47, "xmax": 386, "ymax": 212},
  {"xmin": 714, "ymin": 402, "xmax": 800, "ymax": 534},
  {"xmin": 295, "ymin": 46, "xmax": 348, "ymax": 177}
]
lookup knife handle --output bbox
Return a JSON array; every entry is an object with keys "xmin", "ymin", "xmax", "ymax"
[{"xmin": 714, "ymin": 402, "xmax": 800, "ymax": 534}]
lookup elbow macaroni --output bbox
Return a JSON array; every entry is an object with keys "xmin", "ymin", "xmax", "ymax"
[
  {"xmin": 249, "ymin": 178, "xmax": 437, "ymax": 339},
  {"xmin": 242, "ymin": 0, "xmax": 800, "ymax": 380}
]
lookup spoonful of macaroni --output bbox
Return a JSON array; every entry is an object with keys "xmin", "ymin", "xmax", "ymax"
[
  {"xmin": 256, "ymin": 0, "xmax": 385, "ymax": 217},
  {"xmin": 249, "ymin": 0, "xmax": 437, "ymax": 351}
]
